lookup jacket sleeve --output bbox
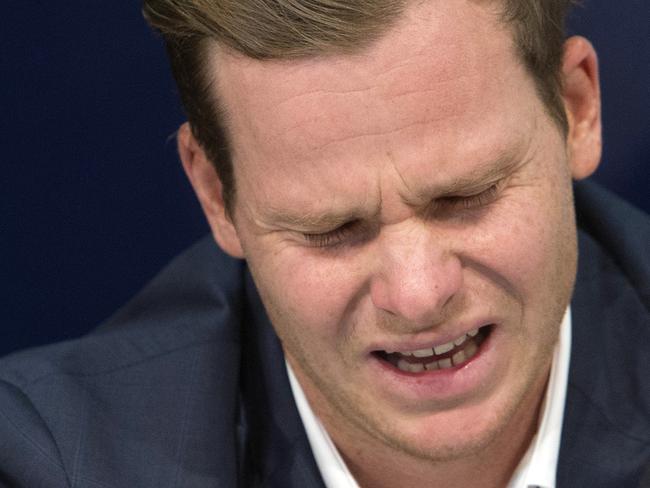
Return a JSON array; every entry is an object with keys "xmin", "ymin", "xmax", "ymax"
[{"xmin": 0, "ymin": 379, "xmax": 71, "ymax": 488}]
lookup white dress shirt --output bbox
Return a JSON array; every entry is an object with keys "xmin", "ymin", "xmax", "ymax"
[{"xmin": 287, "ymin": 307, "xmax": 572, "ymax": 488}]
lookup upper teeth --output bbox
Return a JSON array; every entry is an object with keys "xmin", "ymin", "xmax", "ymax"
[{"xmin": 396, "ymin": 328, "xmax": 479, "ymax": 358}]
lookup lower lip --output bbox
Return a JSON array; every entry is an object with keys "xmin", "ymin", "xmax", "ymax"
[{"xmin": 369, "ymin": 327, "xmax": 497, "ymax": 402}]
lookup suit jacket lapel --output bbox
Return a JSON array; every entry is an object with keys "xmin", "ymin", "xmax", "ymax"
[{"xmin": 558, "ymin": 229, "xmax": 650, "ymax": 487}]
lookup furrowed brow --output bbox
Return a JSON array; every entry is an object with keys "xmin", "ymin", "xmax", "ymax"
[
  {"xmin": 262, "ymin": 208, "xmax": 360, "ymax": 231},
  {"xmin": 426, "ymin": 144, "xmax": 528, "ymax": 198},
  {"xmin": 448, "ymin": 155, "xmax": 520, "ymax": 192}
]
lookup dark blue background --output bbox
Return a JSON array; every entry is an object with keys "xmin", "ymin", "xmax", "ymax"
[{"xmin": 2, "ymin": 2, "xmax": 648, "ymax": 356}]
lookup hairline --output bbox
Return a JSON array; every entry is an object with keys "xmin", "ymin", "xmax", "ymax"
[{"xmin": 187, "ymin": 1, "xmax": 570, "ymax": 215}]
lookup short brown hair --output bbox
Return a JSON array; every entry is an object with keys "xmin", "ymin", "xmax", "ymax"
[{"xmin": 143, "ymin": 0, "xmax": 574, "ymax": 212}]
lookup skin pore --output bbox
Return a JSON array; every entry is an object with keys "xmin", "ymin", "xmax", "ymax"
[{"xmin": 178, "ymin": 0, "xmax": 602, "ymax": 486}]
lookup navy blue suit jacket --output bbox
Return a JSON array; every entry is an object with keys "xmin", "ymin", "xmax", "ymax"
[{"xmin": 0, "ymin": 181, "xmax": 648, "ymax": 487}]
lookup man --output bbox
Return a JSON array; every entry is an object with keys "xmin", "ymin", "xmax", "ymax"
[{"xmin": 0, "ymin": 0, "xmax": 648, "ymax": 487}]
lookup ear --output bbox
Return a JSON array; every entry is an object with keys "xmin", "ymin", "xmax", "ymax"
[
  {"xmin": 177, "ymin": 122, "xmax": 244, "ymax": 258},
  {"xmin": 561, "ymin": 36, "xmax": 602, "ymax": 180}
]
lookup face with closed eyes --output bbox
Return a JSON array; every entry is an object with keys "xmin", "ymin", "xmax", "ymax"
[{"xmin": 181, "ymin": 0, "xmax": 601, "ymax": 476}]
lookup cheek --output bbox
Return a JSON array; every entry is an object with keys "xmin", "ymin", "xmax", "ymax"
[
  {"xmin": 464, "ymin": 187, "xmax": 576, "ymax": 304},
  {"xmin": 250, "ymin": 249, "xmax": 368, "ymax": 343}
]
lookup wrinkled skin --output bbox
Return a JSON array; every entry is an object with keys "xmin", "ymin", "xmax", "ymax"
[{"xmin": 179, "ymin": 1, "xmax": 601, "ymax": 485}]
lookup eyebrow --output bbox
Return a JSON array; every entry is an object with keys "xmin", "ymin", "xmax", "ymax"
[
  {"xmin": 262, "ymin": 207, "xmax": 368, "ymax": 231},
  {"xmin": 433, "ymin": 148, "xmax": 526, "ymax": 196},
  {"xmin": 261, "ymin": 142, "xmax": 530, "ymax": 230},
  {"xmin": 379, "ymin": 145, "xmax": 526, "ymax": 213}
]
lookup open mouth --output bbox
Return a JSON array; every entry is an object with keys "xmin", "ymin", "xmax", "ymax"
[{"xmin": 373, "ymin": 325, "xmax": 493, "ymax": 373}]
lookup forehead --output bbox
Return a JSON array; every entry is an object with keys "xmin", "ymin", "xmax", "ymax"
[{"xmin": 207, "ymin": 0, "xmax": 539, "ymax": 211}]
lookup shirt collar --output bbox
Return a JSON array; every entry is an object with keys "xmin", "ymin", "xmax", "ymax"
[
  {"xmin": 287, "ymin": 362, "xmax": 360, "ymax": 488},
  {"xmin": 507, "ymin": 306, "xmax": 572, "ymax": 488},
  {"xmin": 287, "ymin": 307, "xmax": 572, "ymax": 488}
]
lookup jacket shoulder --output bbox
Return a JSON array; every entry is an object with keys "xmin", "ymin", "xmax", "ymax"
[
  {"xmin": 0, "ymin": 236, "xmax": 245, "ymax": 487},
  {"xmin": 562, "ymin": 182, "xmax": 650, "ymax": 486},
  {"xmin": 574, "ymin": 180, "xmax": 650, "ymax": 311}
]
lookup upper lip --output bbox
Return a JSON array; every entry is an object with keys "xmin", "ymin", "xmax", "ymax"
[{"xmin": 368, "ymin": 320, "xmax": 494, "ymax": 354}]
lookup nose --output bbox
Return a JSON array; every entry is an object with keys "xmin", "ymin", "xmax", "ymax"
[{"xmin": 370, "ymin": 228, "xmax": 463, "ymax": 329}]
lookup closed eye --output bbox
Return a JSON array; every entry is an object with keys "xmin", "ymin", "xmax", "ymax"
[
  {"xmin": 301, "ymin": 183, "xmax": 503, "ymax": 248},
  {"xmin": 434, "ymin": 183, "xmax": 501, "ymax": 213},
  {"xmin": 302, "ymin": 220, "xmax": 369, "ymax": 249}
]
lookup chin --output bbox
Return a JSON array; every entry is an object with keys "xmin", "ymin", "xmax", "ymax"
[
  {"xmin": 352, "ymin": 364, "xmax": 549, "ymax": 466},
  {"xmin": 375, "ymin": 406, "xmax": 513, "ymax": 463}
]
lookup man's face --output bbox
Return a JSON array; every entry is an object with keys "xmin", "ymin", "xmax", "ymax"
[{"xmin": 204, "ymin": 0, "xmax": 588, "ymax": 464}]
